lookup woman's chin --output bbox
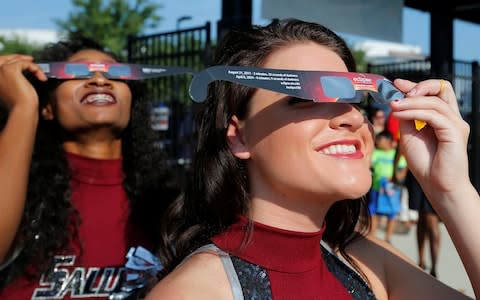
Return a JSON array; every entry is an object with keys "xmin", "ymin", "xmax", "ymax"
[{"xmin": 336, "ymin": 180, "xmax": 371, "ymax": 200}]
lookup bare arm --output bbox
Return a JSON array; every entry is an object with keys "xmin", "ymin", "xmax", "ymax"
[
  {"xmin": 390, "ymin": 78, "xmax": 480, "ymax": 298},
  {"xmin": 0, "ymin": 55, "xmax": 47, "ymax": 262},
  {"xmin": 349, "ymin": 237, "xmax": 472, "ymax": 300}
]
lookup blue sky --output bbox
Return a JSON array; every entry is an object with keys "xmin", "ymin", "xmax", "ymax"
[{"xmin": 0, "ymin": 0, "xmax": 479, "ymax": 61}]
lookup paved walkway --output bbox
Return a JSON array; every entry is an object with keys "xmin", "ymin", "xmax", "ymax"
[{"xmin": 374, "ymin": 222, "xmax": 474, "ymax": 297}]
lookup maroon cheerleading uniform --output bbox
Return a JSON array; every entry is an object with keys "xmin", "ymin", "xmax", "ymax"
[
  {"xmin": 211, "ymin": 216, "xmax": 375, "ymax": 300},
  {"xmin": 0, "ymin": 152, "xmax": 148, "ymax": 299}
]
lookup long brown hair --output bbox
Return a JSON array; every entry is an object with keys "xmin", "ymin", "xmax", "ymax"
[
  {"xmin": 0, "ymin": 36, "xmax": 179, "ymax": 288},
  {"xmin": 157, "ymin": 18, "xmax": 370, "ymax": 278}
]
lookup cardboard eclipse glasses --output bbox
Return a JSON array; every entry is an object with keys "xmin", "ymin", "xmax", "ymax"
[
  {"xmin": 38, "ymin": 62, "xmax": 194, "ymax": 80},
  {"xmin": 38, "ymin": 63, "xmax": 404, "ymax": 105},
  {"xmin": 189, "ymin": 66, "xmax": 404, "ymax": 104},
  {"xmin": 36, "ymin": 63, "xmax": 424, "ymax": 130}
]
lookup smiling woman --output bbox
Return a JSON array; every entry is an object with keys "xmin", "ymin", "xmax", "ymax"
[
  {"xmin": 148, "ymin": 18, "xmax": 480, "ymax": 300},
  {"xmin": 0, "ymin": 36, "xmax": 180, "ymax": 299},
  {"xmin": 41, "ymin": 49, "xmax": 133, "ymax": 135}
]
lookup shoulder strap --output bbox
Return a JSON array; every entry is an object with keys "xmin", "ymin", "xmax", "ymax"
[
  {"xmin": 185, "ymin": 244, "xmax": 244, "ymax": 300},
  {"xmin": 320, "ymin": 240, "xmax": 359, "ymax": 275}
]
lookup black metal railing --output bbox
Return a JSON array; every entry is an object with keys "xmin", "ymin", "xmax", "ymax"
[{"xmin": 127, "ymin": 22, "xmax": 212, "ymax": 167}]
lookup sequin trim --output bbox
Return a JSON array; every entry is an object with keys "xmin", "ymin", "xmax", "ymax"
[
  {"xmin": 231, "ymin": 256, "xmax": 273, "ymax": 300},
  {"xmin": 321, "ymin": 246, "xmax": 377, "ymax": 300}
]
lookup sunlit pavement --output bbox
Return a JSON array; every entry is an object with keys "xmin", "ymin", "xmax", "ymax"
[{"xmin": 374, "ymin": 222, "xmax": 474, "ymax": 297}]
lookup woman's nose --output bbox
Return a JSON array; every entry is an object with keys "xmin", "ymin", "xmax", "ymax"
[
  {"xmin": 328, "ymin": 103, "xmax": 366, "ymax": 131},
  {"xmin": 85, "ymin": 72, "xmax": 112, "ymax": 87}
]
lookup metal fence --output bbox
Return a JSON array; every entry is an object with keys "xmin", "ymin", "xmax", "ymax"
[
  {"xmin": 369, "ymin": 59, "xmax": 480, "ymax": 190},
  {"xmin": 368, "ymin": 59, "xmax": 478, "ymax": 115},
  {"xmin": 127, "ymin": 22, "xmax": 212, "ymax": 166}
]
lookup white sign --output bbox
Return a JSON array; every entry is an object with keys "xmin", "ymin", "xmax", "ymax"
[{"xmin": 151, "ymin": 105, "xmax": 170, "ymax": 131}]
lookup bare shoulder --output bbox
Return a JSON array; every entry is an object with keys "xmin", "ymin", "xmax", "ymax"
[
  {"xmin": 343, "ymin": 235, "xmax": 470, "ymax": 300},
  {"xmin": 345, "ymin": 234, "xmax": 412, "ymax": 266},
  {"xmin": 337, "ymin": 235, "xmax": 391, "ymax": 299},
  {"xmin": 146, "ymin": 251, "xmax": 233, "ymax": 300}
]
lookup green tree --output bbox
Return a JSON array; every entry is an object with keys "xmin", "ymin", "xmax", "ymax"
[
  {"xmin": 0, "ymin": 36, "xmax": 42, "ymax": 55},
  {"xmin": 351, "ymin": 47, "xmax": 368, "ymax": 73},
  {"xmin": 54, "ymin": 0, "xmax": 163, "ymax": 57}
]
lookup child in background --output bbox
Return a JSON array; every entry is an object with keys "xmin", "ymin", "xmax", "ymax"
[{"xmin": 369, "ymin": 130, "xmax": 407, "ymax": 243}]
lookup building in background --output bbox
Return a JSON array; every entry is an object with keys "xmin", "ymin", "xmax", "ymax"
[{"xmin": 354, "ymin": 39, "xmax": 426, "ymax": 64}]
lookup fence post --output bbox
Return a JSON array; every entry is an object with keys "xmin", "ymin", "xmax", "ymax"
[
  {"xmin": 204, "ymin": 22, "xmax": 212, "ymax": 66},
  {"xmin": 126, "ymin": 34, "xmax": 134, "ymax": 62},
  {"xmin": 471, "ymin": 61, "xmax": 480, "ymax": 191},
  {"xmin": 217, "ymin": 0, "xmax": 252, "ymax": 40}
]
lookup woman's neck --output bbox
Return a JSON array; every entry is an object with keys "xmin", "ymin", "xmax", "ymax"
[
  {"xmin": 249, "ymin": 196, "xmax": 331, "ymax": 232},
  {"xmin": 63, "ymin": 139, "xmax": 122, "ymax": 159}
]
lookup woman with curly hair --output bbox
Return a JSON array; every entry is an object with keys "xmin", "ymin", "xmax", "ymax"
[
  {"xmin": 0, "ymin": 37, "xmax": 179, "ymax": 299},
  {"xmin": 148, "ymin": 19, "xmax": 480, "ymax": 299}
]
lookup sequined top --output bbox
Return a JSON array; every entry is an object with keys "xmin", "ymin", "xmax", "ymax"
[{"xmin": 205, "ymin": 216, "xmax": 376, "ymax": 300}]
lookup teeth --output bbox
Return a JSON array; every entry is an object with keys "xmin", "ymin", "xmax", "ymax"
[
  {"xmin": 319, "ymin": 144, "xmax": 356, "ymax": 155},
  {"xmin": 82, "ymin": 94, "xmax": 115, "ymax": 104}
]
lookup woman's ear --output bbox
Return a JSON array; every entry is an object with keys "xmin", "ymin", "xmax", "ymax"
[
  {"xmin": 227, "ymin": 115, "xmax": 251, "ymax": 159},
  {"xmin": 41, "ymin": 103, "xmax": 54, "ymax": 120}
]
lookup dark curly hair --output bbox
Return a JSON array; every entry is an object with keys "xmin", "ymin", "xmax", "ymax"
[
  {"xmin": 157, "ymin": 19, "xmax": 371, "ymax": 279},
  {"xmin": 0, "ymin": 35, "xmax": 179, "ymax": 287}
]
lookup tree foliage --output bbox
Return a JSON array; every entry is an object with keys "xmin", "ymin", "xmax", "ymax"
[
  {"xmin": 54, "ymin": 0, "xmax": 163, "ymax": 57},
  {"xmin": 0, "ymin": 36, "xmax": 42, "ymax": 55},
  {"xmin": 351, "ymin": 47, "xmax": 368, "ymax": 73}
]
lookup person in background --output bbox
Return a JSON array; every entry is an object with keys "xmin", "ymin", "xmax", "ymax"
[
  {"xmin": 386, "ymin": 111, "xmax": 417, "ymax": 232},
  {"xmin": 0, "ymin": 37, "xmax": 179, "ymax": 299},
  {"xmin": 369, "ymin": 130, "xmax": 407, "ymax": 243},
  {"xmin": 406, "ymin": 170, "xmax": 442, "ymax": 278},
  {"xmin": 386, "ymin": 110, "xmax": 400, "ymax": 143},
  {"xmin": 368, "ymin": 107, "xmax": 386, "ymax": 136},
  {"xmin": 147, "ymin": 19, "xmax": 480, "ymax": 299}
]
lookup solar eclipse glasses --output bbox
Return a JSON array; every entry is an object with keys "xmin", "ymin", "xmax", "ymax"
[
  {"xmin": 189, "ymin": 66, "xmax": 404, "ymax": 104},
  {"xmin": 38, "ymin": 63, "xmax": 404, "ymax": 106},
  {"xmin": 38, "ymin": 62, "xmax": 194, "ymax": 80},
  {"xmin": 35, "ymin": 63, "xmax": 425, "ymax": 130}
]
